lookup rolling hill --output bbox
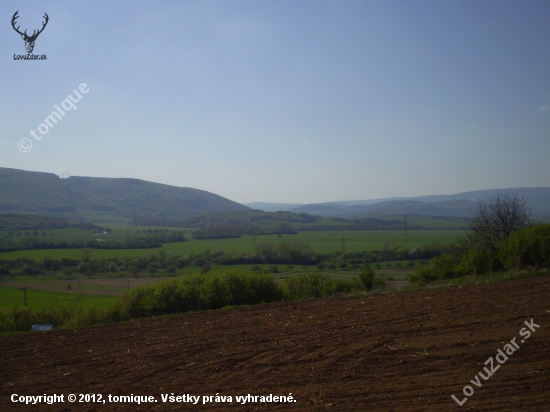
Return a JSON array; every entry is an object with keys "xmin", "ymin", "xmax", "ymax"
[
  {"xmin": 249, "ymin": 187, "xmax": 550, "ymax": 218},
  {"xmin": 290, "ymin": 199, "xmax": 477, "ymax": 218},
  {"xmin": 0, "ymin": 167, "xmax": 248, "ymax": 221}
]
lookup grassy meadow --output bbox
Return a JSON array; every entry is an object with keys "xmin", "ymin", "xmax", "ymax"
[
  {"xmin": 0, "ymin": 229, "xmax": 464, "ymax": 261},
  {"xmin": 0, "ymin": 286, "xmax": 118, "ymax": 310},
  {"xmin": 0, "ymin": 225, "xmax": 457, "ymax": 319}
]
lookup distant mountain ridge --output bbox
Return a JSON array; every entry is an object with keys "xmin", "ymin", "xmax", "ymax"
[
  {"xmin": 247, "ymin": 187, "xmax": 550, "ymax": 218},
  {"xmin": 0, "ymin": 167, "xmax": 249, "ymax": 221}
]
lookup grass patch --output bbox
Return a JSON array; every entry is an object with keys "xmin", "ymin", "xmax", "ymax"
[
  {"xmin": 402, "ymin": 268, "xmax": 550, "ymax": 292},
  {"xmin": 0, "ymin": 230, "xmax": 464, "ymax": 261},
  {"xmin": 0, "ymin": 286, "xmax": 117, "ymax": 310}
]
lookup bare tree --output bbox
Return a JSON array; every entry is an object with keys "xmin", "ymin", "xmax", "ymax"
[{"xmin": 467, "ymin": 193, "xmax": 532, "ymax": 251}]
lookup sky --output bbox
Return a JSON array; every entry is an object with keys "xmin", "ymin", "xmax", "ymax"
[{"xmin": 1, "ymin": 0, "xmax": 549, "ymax": 204}]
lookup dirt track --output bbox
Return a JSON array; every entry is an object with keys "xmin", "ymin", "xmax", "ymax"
[{"xmin": 1, "ymin": 275, "xmax": 549, "ymax": 411}]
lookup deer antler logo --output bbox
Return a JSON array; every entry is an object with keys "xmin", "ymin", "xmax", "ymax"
[{"xmin": 11, "ymin": 11, "xmax": 49, "ymax": 54}]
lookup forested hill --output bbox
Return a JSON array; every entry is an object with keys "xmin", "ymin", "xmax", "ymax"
[
  {"xmin": 286, "ymin": 188, "xmax": 550, "ymax": 218},
  {"xmin": 0, "ymin": 167, "xmax": 249, "ymax": 220}
]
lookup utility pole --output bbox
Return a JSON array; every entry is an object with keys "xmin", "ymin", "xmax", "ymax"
[
  {"xmin": 252, "ymin": 225, "xmax": 256, "ymax": 249},
  {"xmin": 341, "ymin": 237, "xmax": 346, "ymax": 253},
  {"xmin": 20, "ymin": 287, "xmax": 29, "ymax": 306},
  {"xmin": 404, "ymin": 214, "xmax": 407, "ymax": 239}
]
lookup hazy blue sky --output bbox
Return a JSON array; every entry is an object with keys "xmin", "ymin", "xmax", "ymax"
[{"xmin": 2, "ymin": 0, "xmax": 549, "ymax": 204}]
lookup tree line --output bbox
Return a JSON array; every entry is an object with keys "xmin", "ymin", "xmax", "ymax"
[
  {"xmin": 408, "ymin": 193, "xmax": 550, "ymax": 284},
  {"xmin": 0, "ymin": 230, "xmax": 186, "ymax": 253}
]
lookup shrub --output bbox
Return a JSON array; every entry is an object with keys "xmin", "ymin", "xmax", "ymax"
[
  {"xmin": 372, "ymin": 275, "xmax": 387, "ymax": 290},
  {"xmin": 114, "ymin": 270, "xmax": 282, "ymax": 319},
  {"xmin": 282, "ymin": 272, "xmax": 337, "ymax": 300},
  {"xmin": 407, "ymin": 253, "xmax": 461, "ymax": 284},
  {"xmin": 498, "ymin": 224, "xmax": 550, "ymax": 269},
  {"xmin": 358, "ymin": 267, "xmax": 375, "ymax": 291},
  {"xmin": 457, "ymin": 248, "xmax": 500, "ymax": 275},
  {"xmin": 0, "ymin": 301, "xmax": 94, "ymax": 334}
]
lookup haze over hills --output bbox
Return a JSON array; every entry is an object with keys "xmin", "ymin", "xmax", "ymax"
[
  {"xmin": 245, "ymin": 187, "xmax": 550, "ymax": 218},
  {"xmin": 2, "ymin": 167, "xmax": 549, "ymax": 222},
  {"xmin": 0, "ymin": 167, "xmax": 249, "ymax": 221}
]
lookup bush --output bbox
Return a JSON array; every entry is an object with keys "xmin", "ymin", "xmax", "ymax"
[
  {"xmin": 407, "ymin": 253, "xmax": 461, "ymax": 284},
  {"xmin": 457, "ymin": 248, "xmax": 500, "ymax": 275},
  {"xmin": 498, "ymin": 224, "xmax": 550, "ymax": 269},
  {"xmin": 0, "ymin": 301, "xmax": 100, "ymax": 333},
  {"xmin": 282, "ymin": 272, "xmax": 338, "ymax": 300},
  {"xmin": 114, "ymin": 270, "xmax": 282, "ymax": 319},
  {"xmin": 358, "ymin": 267, "xmax": 375, "ymax": 291},
  {"xmin": 372, "ymin": 275, "xmax": 387, "ymax": 291}
]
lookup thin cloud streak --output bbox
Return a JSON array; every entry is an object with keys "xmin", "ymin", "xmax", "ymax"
[{"xmin": 113, "ymin": 28, "xmax": 180, "ymax": 51}]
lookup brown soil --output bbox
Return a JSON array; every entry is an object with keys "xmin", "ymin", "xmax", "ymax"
[{"xmin": 1, "ymin": 275, "xmax": 549, "ymax": 411}]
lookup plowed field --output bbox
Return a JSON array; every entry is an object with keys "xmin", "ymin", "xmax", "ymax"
[{"xmin": 1, "ymin": 275, "xmax": 549, "ymax": 411}]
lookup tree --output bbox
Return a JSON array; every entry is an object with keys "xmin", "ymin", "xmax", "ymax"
[
  {"xmin": 40, "ymin": 255, "xmax": 52, "ymax": 269},
  {"xmin": 79, "ymin": 248, "xmax": 93, "ymax": 264},
  {"xmin": 0, "ymin": 264, "xmax": 11, "ymax": 277},
  {"xmin": 147, "ymin": 264, "xmax": 158, "ymax": 277},
  {"xmin": 275, "ymin": 241, "xmax": 293, "ymax": 260},
  {"xmin": 467, "ymin": 193, "xmax": 532, "ymax": 251},
  {"xmin": 77, "ymin": 262, "xmax": 88, "ymax": 273},
  {"xmin": 22, "ymin": 264, "xmax": 38, "ymax": 278},
  {"xmin": 130, "ymin": 266, "xmax": 140, "ymax": 278}
]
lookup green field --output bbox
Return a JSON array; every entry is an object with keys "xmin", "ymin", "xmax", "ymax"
[
  {"xmin": 0, "ymin": 230, "xmax": 463, "ymax": 260},
  {"xmin": 0, "ymin": 264, "xmax": 411, "ymax": 312},
  {"xmin": 0, "ymin": 286, "xmax": 117, "ymax": 309},
  {"xmin": 380, "ymin": 215, "xmax": 469, "ymax": 229}
]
